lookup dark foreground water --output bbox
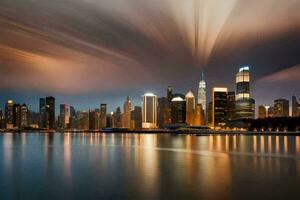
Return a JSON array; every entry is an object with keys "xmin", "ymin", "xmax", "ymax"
[{"xmin": 0, "ymin": 133, "xmax": 299, "ymax": 200}]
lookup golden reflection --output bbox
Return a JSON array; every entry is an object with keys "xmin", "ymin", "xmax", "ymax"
[
  {"xmin": 64, "ymin": 133, "xmax": 72, "ymax": 183},
  {"xmin": 233, "ymin": 135, "xmax": 237, "ymax": 150},
  {"xmin": 284, "ymin": 136, "xmax": 288, "ymax": 154},
  {"xmin": 276, "ymin": 136, "xmax": 280, "ymax": 153},
  {"xmin": 260, "ymin": 136, "xmax": 265, "ymax": 153},
  {"xmin": 3, "ymin": 133, "xmax": 13, "ymax": 173},
  {"xmin": 253, "ymin": 136, "xmax": 257, "ymax": 153},
  {"xmin": 268, "ymin": 136, "xmax": 272, "ymax": 153},
  {"xmin": 296, "ymin": 136, "xmax": 300, "ymax": 155}
]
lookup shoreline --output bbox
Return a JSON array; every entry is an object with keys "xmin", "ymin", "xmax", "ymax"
[{"xmin": 1, "ymin": 129, "xmax": 300, "ymax": 136}]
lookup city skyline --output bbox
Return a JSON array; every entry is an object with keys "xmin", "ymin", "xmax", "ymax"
[{"xmin": 0, "ymin": 0, "xmax": 300, "ymax": 111}]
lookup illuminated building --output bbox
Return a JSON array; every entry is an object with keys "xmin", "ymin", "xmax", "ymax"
[
  {"xmin": 122, "ymin": 96, "xmax": 131, "ymax": 128},
  {"xmin": 69, "ymin": 106, "xmax": 76, "ymax": 129},
  {"xmin": 142, "ymin": 93, "xmax": 157, "ymax": 129},
  {"xmin": 235, "ymin": 66, "xmax": 255, "ymax": 121},
  {"xmin": 197, "ymin": 72, "xmax": 206, "ymax": 113},
  {"xmin": 39, "ymin": 96, "xmax": 55, "ymax": 129},
  {"xmin": 59, "ymin": 104, "xmax": 70, "ymax": 128},
  {"xmin": 185, "ymin": 90, "xmax": 195, "ymax": 125},
  {"xmin": 227, "ymin": 91, "xmax": 235, "ymax": 122},
  {"xmin": 292, "ymin": 96, "xmax": 300, "ymax": 117},
  {"xmin": 113, "ymin": 107, "xmax": 122, "ymax": 128},
  {"xmin": 77, "ymin": 111, "xmax": 89, "ymax": 130},
  {"xmin": 89, "ymin": 110, "xmax": 100, "ymax": 130},
  {"xmin": 46, "ymin": 96, "xmax": 55, "ymax": 129},
  {"xmin": 20, "ymin": 104, "xmax": 28, "ymax": 128},
  {"xmin": 100, "ymin": 104, "xmax": 107, "ymax": 128},
  {"xmin": 167, "ymin": 85, "xmax": 173, "ymax": 102},
  {"xmin": 258, "ymin": 105, "xmax": 267, "ymax": 119},
  {"xmin": 13, "ymin": 103, "xmax": 21, "ymax": 128},
  {"xmin": 0, "ymin": 109, "xmax": 3, "ymax": 129},
  {"xmin": 207, "ymin": 102, "xmax": 212, "ymax": 126},
  {"xmin": 212, "ymin": 87, "xmax": 228, "ymax": 128},
  {"xmin": 171, "ymin": 94, "xmax": 186, "ymax": 124},
  {"xmin": 158, "ymin": 97, "xmax": 171, "ymax": 127},
  {"xmin": 193, "ymin": 104, "xmax": 203, "ymax": 126},
  {"xmin": 132, "ymin": 106, "xmax": 142, "ymax": 129},
  {"xmin": 5, "ymin": 100, "xmax": 14, "ymax": 129},
  {"xmin": 274, "ymin": 99, "xmax": 289, "ymax": 117}
]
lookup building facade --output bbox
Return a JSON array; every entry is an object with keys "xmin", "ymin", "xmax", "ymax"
[{"xmin": 142, "ymin": 93, "xmax": 157, "ymax": 129}]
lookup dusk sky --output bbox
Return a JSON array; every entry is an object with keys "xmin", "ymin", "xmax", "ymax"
[{"xmin": 0, "ymin": 0, "xmax": 300, "ymax": 112}]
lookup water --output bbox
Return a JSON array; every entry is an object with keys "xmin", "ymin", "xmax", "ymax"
[{"xmin": 0, "ymin": 133, "xmax": 299, "ymax": 200}]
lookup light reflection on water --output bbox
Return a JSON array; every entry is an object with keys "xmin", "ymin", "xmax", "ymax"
[{"xmin": 0, "ymin": 133, "xmax": 300, "ymax": 200}]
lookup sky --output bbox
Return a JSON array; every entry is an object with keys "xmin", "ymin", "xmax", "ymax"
[{"xmin": 0, "ymin": 0, "xmax": 300, "ymax": 112}]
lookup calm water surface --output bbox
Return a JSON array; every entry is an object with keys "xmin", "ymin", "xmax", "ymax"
[{"xmin": 0, "ymin": 133, "xmax": 300, "ymax": 200}]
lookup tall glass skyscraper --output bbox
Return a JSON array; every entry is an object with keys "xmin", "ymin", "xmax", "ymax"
[
  {"xmin": 197, "ymin": 72, "xmax": 206, "ymax": 112},
  {"xmin": 142, "ymin": 93, "xmax": 157, "ymax": 129},
  {"xmin": 235, "ymin": 66, "xmax": 255, "ymax": 121}
]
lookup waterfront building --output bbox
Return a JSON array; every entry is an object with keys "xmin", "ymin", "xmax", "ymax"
[
  {"xmin": 227, "ymin": 91, "xmax": 236, "ymax": 122},
  {"xmin": 274, "ymin": 99, "xmax": 289, "ymax": 117},
  {"xmin": 122, "ymin": 96, "xmax": 131, "ymax": 128},
  {"xmin": 20, "ymin": 104, "xmax": 28, "ymax": 128},
  {"xmin": 5, "ymin": 100, "xmax": 14, "ymax": 129},
  {"xmin": 292, "ymin": 96, "xmax": 300, "ymax": 117},
  {"xmin": 142, "ymin": 93, "xmax": 157, "ymax": 129},
  {"xmin": 167, "ymin": 85, "xmax": 173, "ymax": 102},
  {"xmin": 132, "ymin": 106, "xmax": 142, "ymax": 129},
  {"xmin": 77, "ymin": 111, "xmax": 89, "ymax": 130},
  {"xmin": 212, "ymin": 87, "xmax": 228, "ymax": 128},
  {"xmin": 113, "ymin": 107, "xmax": 122, "ymax": 128},
  {"xmin": 207, "ymin": 102, "xmax": 212, "ymax": 126},
  {"xmin": 185, "ymin": 90, "xmax": 195, "ymax": 125},
  {"xmin": 235, "ymin": 66, "xmax": 255, "ymax": 121},
  {"xmin": 40, "ymin": 96, "xmax": 55, "ymax": 129},
  {"xmin": 46, "ymin": 96, "xmax": 55, "ymax": 129},
  {"xmin": 193, "ymin": 104, "xmax": 203, "ymax": 126},
  {"xmin": 100, "ymin": 104, "xmax": 107, "ymax": 128},
  {"xmin": 197, "ymin": 72, "xmax": 206, "ymax": 113},
  {"xmin": 89, "ymin": 110, "xmax": 100, "ymax": 130},
  {"xmin": 59, "ymin": 104, "xmax": 70, "ymax": 128},
  {"xmin": 171, "ymin": 94, "xmax": 186, "ymax": 124},
  {"xmin": 258, "ymin": 105, "xmax": 267, "ymax": 119},
  {"xmin": 158, "ymin": 97, "xmax": 171, "ymax": 127},
  {"xmin": 69, "ymin": 106, "xmax": 76, "ymax": 129}
]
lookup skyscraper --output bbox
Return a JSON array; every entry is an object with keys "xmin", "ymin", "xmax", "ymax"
[
  {"xmin": 69, "ymin": 106, "xmax": 76, "ymax": 129},
  {"xmin": 89, "ymin": 110, "xmax": 99, "ymax": 130},
  {"xmin": 292, "ymin": 96, "xmax": 300, "ymax": 117},
  {"xmin": 113, "ymin": 107, "xmax": 122, "ymax": 128},
  {"xmin": 100, "ymin": 104, "xmax": 107, "ymax": 128},
  {"xmin": 20, "ymin": 104, "xmax": 28, "ymax": 128},
  {"xmin": 235, "ymin": 66, "xmax": 255, "ymax": 121},
  {"xmin": 59, "ymin": 104, "xmax": 70, "ymax": 128},
  {"xmin": 46, "ymin": 96, "xmax": 55, "ymax": 129},
  {"xmin": 157, "ymin": 97, "xmax": 171, "ymax": 127},
  {"xmin": 132, "ymin": 106, "xmax": 142, "ymax": 129},
  {"xmin": 122, "ymin": 96, "xmax": 131, "ymax": 128},
  {"xmin": 274, "ymin": 99, "xmax": 289, "ymax": 117},
  {"xmin": 212, "ymin": 87, "xmax": 228, "ymax": 128},
  {"xmin": 171, "ymin": 95, "xmax": 186, "ymax": 124},
  {"xmin": 197, "ymin": 72, "xmax": 206, "ymax": 112},
  {"xmin": 258, "ymin": 105, "xmax": 267, "ymax": 119},
  {"xmin": 142, "ymin": 93, "xmax": 157, "ymax": 129},
  {"xmin": 5, "ymin": 100, "xmax": 14, "ymax": 129},
  {"xmin": 227, "ymin": 91, "xmax": 236, "ymax": 122},
  {"xmin": 185, "ymin": 90, "xmax": 195, "ymax": 125},
  {"xmin": 39, "ymin": 96, "xmax": 55, "ymax": 129},
  {"xmin": 167, "ymin": 85, "xmax": 173, "ymax": 102}
]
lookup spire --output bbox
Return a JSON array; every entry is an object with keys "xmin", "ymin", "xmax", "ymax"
[{"xmin": 201, "ymin": 71, "xmax": 204, "ymax": 81}]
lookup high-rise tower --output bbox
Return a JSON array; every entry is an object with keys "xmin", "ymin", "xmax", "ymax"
[
  {"xmin": 235, "ymin": 66, "xmax": 255, "ymax": 121},
  {"xmin": 142, "ymin": 93, "xmax": 157, "ymax": 129},
  {"xmin": 197, "ymin": 72, "xmax": 206, "ymax": 112}
]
